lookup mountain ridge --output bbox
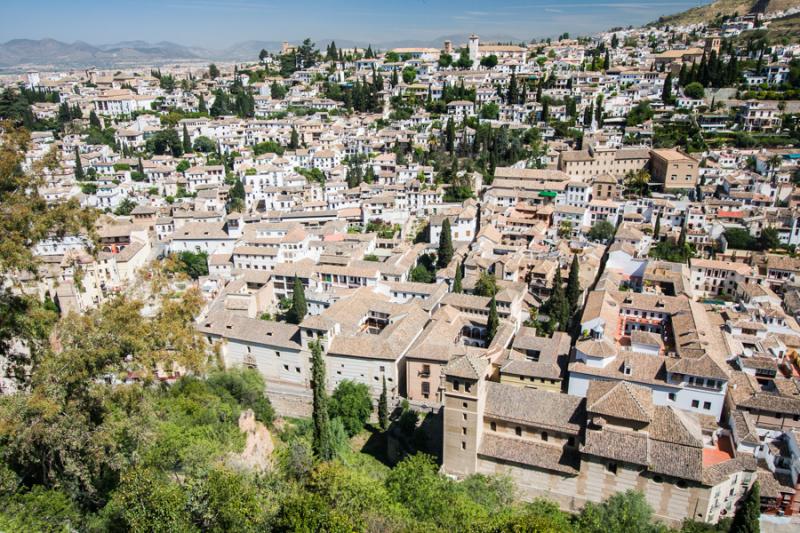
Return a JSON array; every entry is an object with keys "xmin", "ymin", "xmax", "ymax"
[{"xmin": 0, "ymin": 33, "xmax": 525, "ymax": 71}]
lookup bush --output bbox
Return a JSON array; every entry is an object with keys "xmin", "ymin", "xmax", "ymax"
[
  {"xmin": 329, "ymin": 380, "xmax": 372, "ymax": 436},
  {"xmin": 207, "ymin": 368, "xmax": 275, "ymax": 425}
]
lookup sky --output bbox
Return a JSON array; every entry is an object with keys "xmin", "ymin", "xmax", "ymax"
[{"xmin": 1, "ymin": 0, "xmax": 710, "ymax": 48}]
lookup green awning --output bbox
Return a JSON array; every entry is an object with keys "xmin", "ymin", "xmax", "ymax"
[{"xmin": 538, "ymin": 190, "xmax": 557, "ymax": 198}]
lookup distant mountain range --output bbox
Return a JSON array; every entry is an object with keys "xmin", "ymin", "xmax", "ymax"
[{"xmin": 0, "ymin": 33, "xmax": 525, "ymax": 71}]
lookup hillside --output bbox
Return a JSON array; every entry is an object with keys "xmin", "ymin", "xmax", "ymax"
[
  {"xmin": 765, "ymin": 11, "xmax": 800, "ymax": 40},
  {"xmin": 653, "ymin": 0, "xmax": 799, "ymax": 26}
]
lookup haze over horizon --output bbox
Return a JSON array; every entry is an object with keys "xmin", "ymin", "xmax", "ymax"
[{"xmin": 1, "ymin": 0, "xmax": 710, "ymax": 48}]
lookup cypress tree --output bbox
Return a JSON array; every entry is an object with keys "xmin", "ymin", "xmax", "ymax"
[
  {"xmin": 544, "ymin": 267, "xmax": 569, "ymax": 332},
  {"xmin": 378, "ymin": 376, "xmax": 389, "ymax": 431},
  {"xmin": 137, "ymin": 157, "xmax": 144, "ymax": 175},
  {"xmin": 653, "ymin": 212, "xmax": 661, "ymax": 241},
  {"xmin": 603, "ymin": 50, "xmax": 610, "ymax": 70},
  {"xmin": 310, "ymin": 340, "xmax": 335, "ymax": 460},
  {"xmin": 678, "ymin": 217, "xmax": 687, "ymax": 249},
  {"xmin": 289, "ymin": 127, "xmax": 299, "ymax": 149},
  {"xmin": 89, "ymin": 110, "xmax": 102, "ymax": 129},
  {"xmin": 74, "ymin": 148, "xmax": 84, "ymax": 181},
  {"xmin": 730, "ymin": 481, "xmax": 759, "ymax": 533},
  {"xmin": 437, "ymin": 218, "xmax": 454, "ymax": 269},
  {"xmin": 182, "ymin": 124, "xmax": 192, "ymax": 154},
  {"xmin": 445, "ymin": 118, "xmax": 456, "ymax": 154},
  {"xmin": 662, "ymin": 72, "xmax": 673, "ymax": 104},
  {"xmin": 288, "ymin": 276, "xmax": 307, "ymax": 324},
  {"xmin": 198, "ymin": 94, "xmax": 207, "ymax": 114},
  {"xmin": 566, "ymin": 255, "xmax": 581, "ymax": 317},
  {"xmin": 487, "ymin": 296, "xmax": 499, "ymax": 344},
  {"xmin": 453, "ymin": 261, "xmax": 463, "ymax": 293}
]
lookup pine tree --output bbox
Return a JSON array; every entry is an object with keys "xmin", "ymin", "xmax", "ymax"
[
  {"xmin": 566, "ymin": 255, "xmax": 581, "ymax": 317},
  {"xmin": 730, "ymin": 481, "xmax": 759, "ymax": 533},
  {"xmin": 198, "ymin": 94, "xmax": 207, "ymax": 114},
  {"xmin": 603, "ymin": 50, "xmax": 610, "ymax": 70},
  {"xmin": 289, "ymin": 127, "xmax": 299, "ymax": 149},
  {"xmin": 182, "ymin": 124, "xmax": 192, "ymax": 154},
  {"xmin": 437, "ymin": 218, "xmax": 454, "ymax": 269},
  {"xmin": 378, "ymin": 376, "xmax": 389, "ymax": 431},
  {"xmin": 74, "ymin": 147, "xmax": 84, "ymax": 181},
  {"xmin": 662, "ymin": 72, "xmax": 673, "ymax": 104},
  {"xmin": 487, "ymin": 296, "xmax": 499, "ymax": 344},
  {"xmin": 288, "ymin": 276, "xmax": 307, "ymax": 324},
  {"xmin": 310, "ymin": 340, "xmax": 335, "ymax": 460},
  {"xmin": 453, "ymin": 261, "xmax": 463, "ymax": 293},
  {"xmin": 89, "ymin": 110, "xmax": 102, "ymax": 129}
]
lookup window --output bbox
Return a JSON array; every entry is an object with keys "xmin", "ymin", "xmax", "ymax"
[
  {"xmin": 453, "ymin": 380, "xmax": 460, "ymax": 391},
  {"xmin": 462, "ymin": 413, "xmax": 467, "ymax": 421},
  {"xmin": 461, "ymin": 442, "xmax": 466, "ymax": 450},
  {"xmin": 607, "ymin": 463, "xmax": 617, "ymax": 474},
  {"xmin": 541, "ymin": 432, "xmax": 548, "ymax": 442},
  {"xmin": 490, "ymin": 422, "xmax": 497, "ymax": 431},
  {"xmin": 283, "ymin": 364, "xmax": 289, "ymax": 371},
  {"xmin": 691, "ymin": 400, "xmax": 699, "ymax": 408},
  {"xmin": 515, "ymin": 426, "xmax": 522, "ymax": 437},
  {"xmin": 668, "ymin": 393, "xmax": 676, "ymax": 401},
  {"xmin": 463, "ymin": 402, "xmax": 468, "ymax": 409},
  {"xmin": 421, "ymin": 382, "xmax": 430, "ymax": 395},
  {"xmin": 703, "ymin": 401, "xmax": 711, "ymax": 410},
  {"xmin": 462, "ymin": 427, "xmax": 467, "ymax": 435}
]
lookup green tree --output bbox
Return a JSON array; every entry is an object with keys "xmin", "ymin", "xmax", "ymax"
[
  {"xmin": 474, "ymin": 271, "xmax": 498, "ymax": 297},
  {"xmin": 588, "ymin": 220, "xmax": 615, "ymax": 242},
  {"xmin": 653, "ymin": 212, "xmax": 661, "ymax": 240},
  {"xmin": 73, "ymin": 147, "xmax": 84, "ymax": 181},
  {"xmin": 289, "ymin": 127, "xmax": 300, "ymax": 149},
  {"xmin": 662, "ymin": 72, "xmax": 673, "ymax": 103},
  {"xmin": 542, "ymin": 267, "xmax": 569, "ymax": 333},
  {"xmin": 730, "ymin": 482, "xmax": 759, "ymax": 533},
  {"xmin": 329, "ymin": 380, "xmax": 372, "ymax": 436},
  {"xmin": 566, "ymin": 254, "xmax": 581, "ymax": 317},
  {"xmin": 684, "ymin": 81, "xmax": 705, "ymax": 99},
  {"xmin": 182, "ymin": 124, "xmax": 191, "ymax": 154},
  {"xmin": 89, "ymin": 110, "xmax": 102, "ymax": 129},
  {"xmin": 480, "ymin": 55, "xmax": 498, "ymax": 69},
  {"xmin": 576, "ymin": 490, "xmax": 657, "ymax": 533},
  {"xmin": 378, "ymin": 376, "xmax": 389, "ymax": 431},
  {"xmin": 176, "ymin": 251, "xmax": 209, "ymax": 279},
  {"xmin": 453, "ymin": 262, "xmax": 463, "ymax": 293},
  {"xmin": 209, "ymin": 63, "xmax": 220, "ymax": 79},
  {"xmin": 287, "ymin": 276, "xmax": 307, "ymax": 324},
  {"xmin": 114, "ymin": 198, "xmax": 136, "ymax": 216},
  {"xmin": 105, "ymin": 466, "xmax": 193, "ymax": 533},
  {"xmin": 437, "ymin": 218, "xmax": 454, "ymax": 269},
  {"xmin": 402, "ymin": 67, "xmax": 417, "ymax": 84},
  {"xmin": 487, "ymin": 296, "xmax": 499, "ymax": 344},
  {"xmin": 758, "ymin": 227, "xmax": 780, "ymax": 251},
  {"xmin": 310, "ymin": 340, "xmax": 335, "ymax": 461},
  {"xmin": 198, "ymin": 94, "xmax": 207, "ymax": 114}
]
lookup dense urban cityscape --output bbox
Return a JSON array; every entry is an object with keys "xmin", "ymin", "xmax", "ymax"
[{"xmin": 2, "ymin": 0, "xmax": 800, "ymax": 531}]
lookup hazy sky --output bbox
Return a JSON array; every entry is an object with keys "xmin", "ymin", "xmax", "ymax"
[{"xmin": 1, "ymin": 0, "xmax": 709, "ymax": 48}]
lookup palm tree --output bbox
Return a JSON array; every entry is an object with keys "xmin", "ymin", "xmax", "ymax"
[
  {"xmin": 767, "ymin": 154, "xmax": 782, "ymax": 187},
  {"xmin": 623, "ymin": 168, "xmax": 651, "ymax": 197}
]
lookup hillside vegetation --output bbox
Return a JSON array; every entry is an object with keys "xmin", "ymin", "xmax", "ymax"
[{"xmin": 654, "ymin": 0, "xmax": 798, "ymax": 26}]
